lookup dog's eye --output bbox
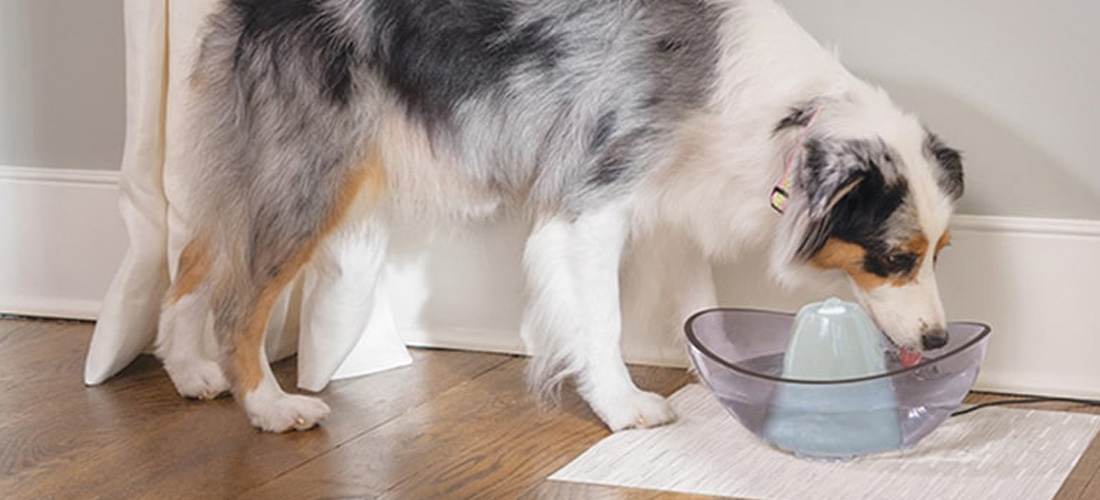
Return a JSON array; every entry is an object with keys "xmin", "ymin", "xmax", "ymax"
[{"xmin": 881, "ymin": 252, "xmax": 918, "ymax": 273}]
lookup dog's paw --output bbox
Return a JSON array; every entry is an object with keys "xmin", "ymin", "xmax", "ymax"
[
  {"xmin": 243, "ymin": 392, "xmax": 331, "ymax": 433},
  {"xmin": 164, "ymin": 359, "xmax": 231, "ymax": 400},
  {"xmin": 594, "ymin": 390, "xmax": 678, "ymax": 431}
]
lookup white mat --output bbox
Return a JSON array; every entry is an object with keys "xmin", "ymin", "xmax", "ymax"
[{"xmin": 552, "ymin": 384, "xmax": 1100, "ymax": 500}]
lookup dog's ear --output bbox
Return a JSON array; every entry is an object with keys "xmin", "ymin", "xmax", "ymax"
[
  {"xmin": 798, "ymin": 138, "xmax": 879, "ymax": 221},
  {"xmin": 792, "ymin": 138, "xmax": 902, "ymax": 261},
  {"xmin": 925, "ymin": 132, "xmax": 964, "ymax": 201}
]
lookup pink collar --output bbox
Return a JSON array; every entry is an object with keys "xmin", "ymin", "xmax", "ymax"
[{"xmin": 770, "ymin": 109, "xmax": 822, "ymax": 214}]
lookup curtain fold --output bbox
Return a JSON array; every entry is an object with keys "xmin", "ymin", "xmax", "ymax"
[{"xmin": 86, "ymin": 0, "xmax": 411, "ymax": 389}]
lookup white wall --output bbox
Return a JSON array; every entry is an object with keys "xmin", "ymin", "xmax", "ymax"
[
  {"xmin": 0, "ymin": 0, "xmax": 126, "ymax": 171},
  {"xmin": 2, "ymin": 1, "xmax": 1096, "ymax": 211},
  {"xmin": 780, "ymin": 0, "xmax": 1100, "ymax": 219}
]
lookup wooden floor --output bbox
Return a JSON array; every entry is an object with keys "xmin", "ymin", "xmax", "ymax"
[{"xmin": 2, "ymin": 318, "xmax": 1099, "ymax": 500}]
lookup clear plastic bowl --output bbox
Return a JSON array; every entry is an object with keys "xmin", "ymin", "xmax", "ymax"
[{"xmin": 684, "ymin": 308, "xmax": 991, "ymax": 460}]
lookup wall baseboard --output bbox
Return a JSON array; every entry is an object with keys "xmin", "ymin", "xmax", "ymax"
[
  {"xmin": 3, "ymin": 166, "xmax": 1099, "ymax": 399},
  {"xmin": 0, "ymin": 166, "xmax": 124, "ymax": 320}
]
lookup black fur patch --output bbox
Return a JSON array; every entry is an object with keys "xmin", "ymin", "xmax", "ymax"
[
  {"xmin": 368, "ymin": 0, "xmax": 565, "ymax": 127},
  {"xmin": 773, "ymin": 104, "xmax": 818, "ymax": 135},
  {"xmin": 577, "ymin": 0, "xmax": 721, "ymax": 193},
  {"xmin": 813, "ymin": 172, "xmax": 911, "ymax": 277},
  {"xmin": 588, "ymin": 127, "xmax": 654, "ymax": 187},
  {"xmin": 590, "ymin": 154, "xmax": 632, "ymax": 187},
  {"xmin": 231, "ymin": 0, "xmax": 359, "ymax": 105},
  {"xmin": 796, "ymin": 138, "xmax": 909, "ymax": 263},
  {"xmin": 642, "ymin": 0, "xmax": 723, "ymax": 114},
  {"xmin": 590, "ymin": 111, "xmax": 617, "ymax": 154},
  {"xmin": 925, "ymin": 133, "xmax": 964, "ymax": 200},
  {"xmin": 798, "ymin": 138, "xmax": 900, "ymax": 219},
  {"xmin": 657, "ymin": 38, "xmax": 686, "ymax": 53}
]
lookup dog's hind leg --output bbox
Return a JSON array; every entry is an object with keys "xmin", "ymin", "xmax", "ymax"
[
  {"xmin": 218, "ymin": 157, "xmax": 385, "ymax": 433},
  {"xmin": 522, "ymin": 202, "xmax": 677, "ymax": 431},
  {"xmin": 222, "ymin": 247, "xmax": 333, "ymax": 433},
  {"xmin": 174, "ymin": 0, "xmax": 388, "ymax": 430},
  {"xmin": 157, "ymin": 236, "xmax": 231, "ymax": 400}
]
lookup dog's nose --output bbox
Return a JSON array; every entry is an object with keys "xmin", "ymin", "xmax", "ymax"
[{"xmin": 921, "ymin": 328, "xmax": 949, "ymax": 350}]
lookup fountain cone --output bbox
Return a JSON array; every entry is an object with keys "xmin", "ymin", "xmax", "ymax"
[{"xmin": 762, "ymin": 298, "xmax": 902, "ymax": 459}]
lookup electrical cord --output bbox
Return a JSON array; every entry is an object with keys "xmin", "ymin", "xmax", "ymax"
[{"xmin": 951, "ymin": 396, "xmax": 1100, "ymax": 417}]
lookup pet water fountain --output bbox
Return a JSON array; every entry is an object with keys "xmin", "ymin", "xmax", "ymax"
[{"xmin": 685, "ymin": 298, "xmax": 991, "ymax": 460}]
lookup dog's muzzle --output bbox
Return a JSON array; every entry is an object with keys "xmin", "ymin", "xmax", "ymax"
[{"xmin": 921, "ymin": 327, "xmax": 949, "ymax": 350}]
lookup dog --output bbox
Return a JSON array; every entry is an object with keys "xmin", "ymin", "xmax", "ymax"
[{"xmin": 155, "ymin": 0, "xmax": 964, "ymax": 432}]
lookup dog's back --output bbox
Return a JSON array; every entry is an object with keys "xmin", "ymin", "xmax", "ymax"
[{"xmin": 191, "ymin": 0, "xmax": 728, "ymax": 221}]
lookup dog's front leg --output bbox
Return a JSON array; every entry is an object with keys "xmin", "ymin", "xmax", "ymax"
[{"xmin": 522, "ymin": 202, "xmax": 676, "ymax": 431}]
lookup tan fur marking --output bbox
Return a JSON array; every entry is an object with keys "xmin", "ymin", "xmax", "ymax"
[
  {"xmin": 811, "ymin": 238, "xmax": 888, "ymax": 291},
  {"xmin": 935, "ymin": 230, "xmax": 951, "ymax": 254},
  {"xmin": 235, "ymin": 148, "xmax": 385, "ymax": 394},
  {"xmin": 169, "ymin": 236, "xmax": 212, "ymax": 304},
  {"xmin": 811, "ymin": 234, "xmax": 932, "ymax": 291},
  {"xmin": 903, "ymin": 234, "xmax": 930, "ymax": 255},
  {"xmin": 362, "ymin": 156, "xmax": 388, "ymax": 201},
  {"xmin": 891, "ymin": 233, "xmax": 929, "ymax": 286}
]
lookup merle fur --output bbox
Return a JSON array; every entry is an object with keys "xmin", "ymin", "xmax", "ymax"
[
  {"xmin": 795, "ymin": 137, "xmax": 911, "ymax": 272},
  {"xmin": 367, "ymin": 0, "xmax": 566, "ymax": 127},
  {"xmin": 925, "ymin": 132, "xmax": 965, "ymax": 200},
  {"xmin": 186, "ymin": 0, "xmax": 726, "ymax": 327},
  {"xmin": 773, "ymin": 104, "xmax": 818, "ymax": 134}
]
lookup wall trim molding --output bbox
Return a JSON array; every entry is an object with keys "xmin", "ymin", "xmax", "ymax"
[
  {"xmin": 3, "ymin": 166, "xmax": 1099, "ymax": 399},
  {"xmin": 0, "ymin": 165, "xmax": 126, "ymax": 320},
  {"xmin": 952, "ymin": 213, "xmax": 1100, "ymax": 238},
  {"xmin": 0, "ymin": 164, "xmax": 121, "ymax": 187}
]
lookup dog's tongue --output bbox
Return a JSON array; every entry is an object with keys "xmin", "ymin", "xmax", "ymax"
[{"xmin": 899, "ymin": 348, "xmax": 923, "ymax": 368}]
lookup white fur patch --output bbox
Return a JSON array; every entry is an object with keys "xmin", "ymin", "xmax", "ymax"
[
  {"xmin": 156, "ymin": 294, "xmax": 230, "ymax": 399},
  {"xmin": 242, "ymin": 385, "xmax": 332, "ymax": 433},
  {"xmin": 521, "ymin": 201, "xmax": 678, "ymax": 430}
]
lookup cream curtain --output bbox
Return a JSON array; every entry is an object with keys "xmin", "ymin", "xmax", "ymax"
[{"xmin": 85, "ymin": 0, "xmax": 412, "ymax": 390}]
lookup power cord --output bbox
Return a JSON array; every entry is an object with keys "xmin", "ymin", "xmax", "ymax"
[{"xmin": 951, "ymin": 396, "xmax": 1100, "ymax": 417}]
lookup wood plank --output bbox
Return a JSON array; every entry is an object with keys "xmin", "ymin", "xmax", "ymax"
[
  {"xmin": 0, "ymin": 316, "xmax": 32, "ymax": 342},
  {"xmin": 0, "ymin": 319, "xmax": 90, "ymax": 381},
  {"xmin": 0, "ymin": 320, "xmax": 511, "ymax": 500},
  {"xmin": 1056, "ymin": 433, "xmax": 1100, "ymax": 500},
  {"xmin": 0, "ymin": 321, "xmax": 97, "ymax": 421},
  {"xmin": 238, "ymin": 361, "xmax": 693, "ymax": 499}
]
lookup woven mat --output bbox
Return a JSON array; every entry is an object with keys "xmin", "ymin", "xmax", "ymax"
[{"xmin": 551, "ymin": 384, "xmax": 1100, "ymax": 500}]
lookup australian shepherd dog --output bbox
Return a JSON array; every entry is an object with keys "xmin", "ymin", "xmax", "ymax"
[{"xmin": 156, "ymin": 0, "xmax": 965, "ymax": 432}]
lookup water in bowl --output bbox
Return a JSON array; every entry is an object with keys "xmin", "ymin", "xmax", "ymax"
[{"xmin": 713, "ymin": 351, "xmax": 959, "ymax": 460}]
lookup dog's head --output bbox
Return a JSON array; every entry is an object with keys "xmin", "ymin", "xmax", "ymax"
[{"xmin": 774, "ymin": 96, "xmax": 964, "ymax": 354}]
